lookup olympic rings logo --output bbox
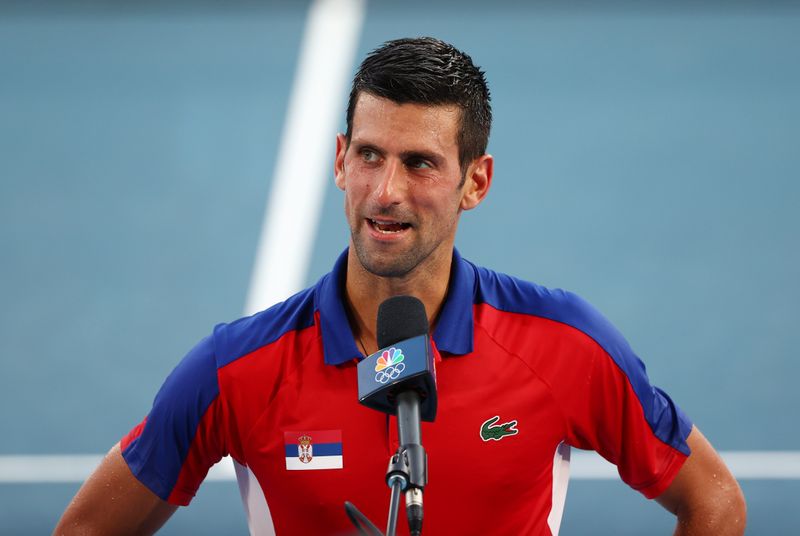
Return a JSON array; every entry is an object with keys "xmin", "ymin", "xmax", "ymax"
[{"xmin": 374, "ymin": 362, "xmax": 406, "ymax": 384}]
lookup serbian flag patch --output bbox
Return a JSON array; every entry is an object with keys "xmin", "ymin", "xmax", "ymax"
[{"xmin": 283, "ymin": 430, "xmax": 343, "ymax": 470}]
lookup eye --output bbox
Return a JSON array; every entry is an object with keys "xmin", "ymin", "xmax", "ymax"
[
  {"xmin": 407, "ymin": 158, "xmax": 432, "ymax": 170},
  {"xmin": 361, "ymin": 148, "xmax": 379, "ymax": 162}
]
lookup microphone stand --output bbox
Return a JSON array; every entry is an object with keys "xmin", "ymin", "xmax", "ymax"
[
  {"xmin": 345, "ymin": 391, "xmax": 428, "ymax": 536},
  {"xmin": 395, "ymin": 391, "xmax": 426, "ymax": 536}
]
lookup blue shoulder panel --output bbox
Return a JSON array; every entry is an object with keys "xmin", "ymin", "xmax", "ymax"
[
  {"xmin": 122, "ymin": 333, "xmax": 220, "ymax": 500},
  {"xmin": 214, "ymin": 286, "xmax": 318, "ymax": 369},
  {"xmin": 471, "ymin": 262, "xmax": 692, "ymax": 456},
  {"xmin": 123, "ymin": 286, "xmax": 319, "ymax": 500}
]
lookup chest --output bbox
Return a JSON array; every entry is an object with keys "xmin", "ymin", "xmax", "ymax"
[{"xmin": 235, "ymin": 334, "xmax": 567, "ymax": 534}]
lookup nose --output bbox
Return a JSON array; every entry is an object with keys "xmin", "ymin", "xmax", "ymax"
[{"xmin": 374, "ymin": 160, "xmax": 405, "ymax": 207}]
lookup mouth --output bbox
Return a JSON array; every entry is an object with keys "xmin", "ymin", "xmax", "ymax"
[{"xmin": 366, "ymin": 218, "xmax": 412, "ymax": 234}]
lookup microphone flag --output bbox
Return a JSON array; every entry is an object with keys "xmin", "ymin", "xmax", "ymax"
[{"xmin": 357, "ymin": 334, "xmax": 437, "ymax": 422}]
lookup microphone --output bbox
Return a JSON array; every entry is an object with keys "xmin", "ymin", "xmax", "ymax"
[
  {"xmin": 356, "ymin": 296, "xmax": 437, "ymax": 536},
  {"xmin": 357, "ymin": 296, "xmax": 438, "ymax": 421}
]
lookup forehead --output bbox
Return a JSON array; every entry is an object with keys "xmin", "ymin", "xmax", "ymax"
[{"xmin": 350, "ymin": 93, "xmax": 461, "ymax": 154}]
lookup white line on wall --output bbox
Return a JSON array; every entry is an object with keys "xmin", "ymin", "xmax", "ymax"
[
  {"xmin": 1, "ymin": 451, "xmax": 798, "ymax": 483},
  {"xmin": 244, "ymin": 0, "xmax": 366, "ymax": 317},
  {"xmin": 235, "ymin": 1, "xmax": 366, "ymax": 534}
]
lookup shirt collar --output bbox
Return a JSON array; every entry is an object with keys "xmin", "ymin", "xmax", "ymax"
[
  {"xmin": 432, "ymin": 247, "xmax": 475, "ymax": 355},
  {"xmin": 316, "ymin": 248, "xmax": 476, "ymax": 366}
]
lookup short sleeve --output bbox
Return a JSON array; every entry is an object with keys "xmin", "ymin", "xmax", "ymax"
[
  {"xmin": 120, "ymin": 334, "xmax": 227, "ymax": 505},
  {"xmin": 554, "ymin": 295, "xmax": 694, "ymax": 498}
]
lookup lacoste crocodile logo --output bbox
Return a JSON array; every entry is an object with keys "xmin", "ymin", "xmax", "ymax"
[{"xmin": 480, "ymin": 415, "xmax": 519, "ymax": 442}]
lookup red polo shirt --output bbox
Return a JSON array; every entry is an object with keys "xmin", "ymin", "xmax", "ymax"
[{"xmin": 122, "ymin": 249, "xmax": 691, "ymax": 535}]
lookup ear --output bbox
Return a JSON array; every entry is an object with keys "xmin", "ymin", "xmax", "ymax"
[
  {"xmin": 334, "ymin": 133, "xmax": 348, "ymax": 191},
  {"xmin": 460, "ymin": 153, "xmax": 493, "ymax": 211}
]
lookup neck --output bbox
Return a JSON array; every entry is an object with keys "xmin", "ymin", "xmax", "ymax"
[{"xmin": 344, "ymin": 246, "xmax": 453, "ymax": 355}]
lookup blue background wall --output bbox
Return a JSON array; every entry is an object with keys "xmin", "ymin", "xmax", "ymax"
[{"xmin": 1, "ymin": 1, "xmax": 798, "ymax": 533}]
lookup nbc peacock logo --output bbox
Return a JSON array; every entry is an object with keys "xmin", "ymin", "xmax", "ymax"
[{"xmin": 374, "ymin": 347, "xmax": 405, "ymax": 384}]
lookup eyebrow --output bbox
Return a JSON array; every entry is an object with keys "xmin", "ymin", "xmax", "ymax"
[{"xmin": 399, "ymin": 150, "xmax": 443, "ymax": 166}]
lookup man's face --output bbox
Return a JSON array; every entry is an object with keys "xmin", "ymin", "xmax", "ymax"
[{"xmin": 335, "ymin": 93, "xmax": 475, "ymax": 278}]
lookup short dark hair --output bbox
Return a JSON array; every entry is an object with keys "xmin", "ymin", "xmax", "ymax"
[{"xmin": 345, "ymin": 37, "xmax": 492, "ymax": 174}]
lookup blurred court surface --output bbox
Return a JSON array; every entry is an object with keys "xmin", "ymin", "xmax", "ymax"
[{"xmin": 1, "ymin": 1, "xmax": 798, "ymax": 533}]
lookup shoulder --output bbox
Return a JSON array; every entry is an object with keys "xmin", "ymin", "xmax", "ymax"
[
  {"xmin": 467, "ymin": 259, "xmax": 693, "ymax": 453},
  {"xmin": 140, "ymin": 284, "xmax": 319, "ymax": 411},
  {"xmin": 468, "ymin": 260, "xmax": 630, "ymax": 359},
  {"xmin": 212, "ymin": 284, "xmax": 319, "ymax": 369}
]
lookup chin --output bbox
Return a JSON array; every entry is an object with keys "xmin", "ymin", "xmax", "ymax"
[
  {"xmin": 360, "ymin": 257, "xmax": 413, "ymax": 278},
  {"xmin": 353, "ymin": 243, "xmax": 418, "ymax": 279}
]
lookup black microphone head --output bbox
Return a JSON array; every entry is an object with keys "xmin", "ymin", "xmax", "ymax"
[{"xmin": 377, "ymin": 296, "xmax": 428, "ymax": 348}]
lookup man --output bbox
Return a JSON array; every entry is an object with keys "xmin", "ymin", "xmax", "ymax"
[{"xmin": 56, "ymin": 37, "xmax": 745, "ymax": 535}]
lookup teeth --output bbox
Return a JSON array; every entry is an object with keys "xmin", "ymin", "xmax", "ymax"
[{"xmin": 371, "ymin": 219, "xmax": 407, "ymax": 233}]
